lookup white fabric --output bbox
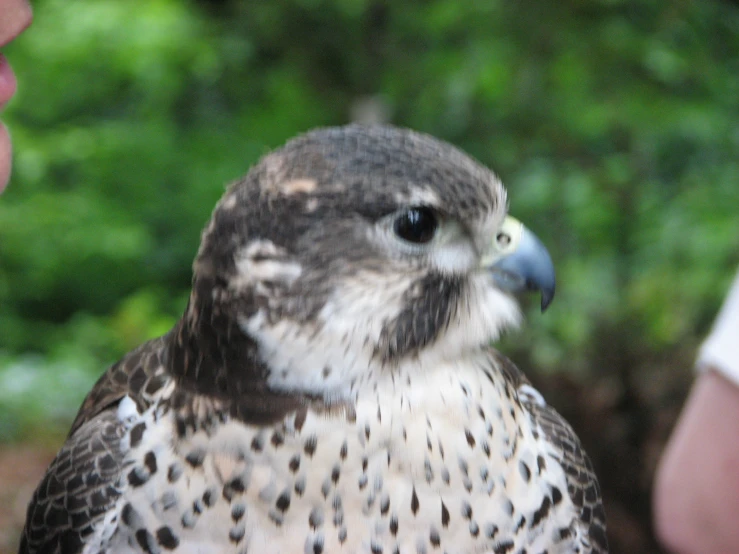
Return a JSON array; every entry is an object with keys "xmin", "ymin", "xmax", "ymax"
[{"xmin": 697, "ymin": 270, "xmax": 739, "ymax": 386}]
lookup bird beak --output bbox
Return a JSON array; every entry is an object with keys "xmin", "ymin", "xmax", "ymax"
[{"xmin": 482, "ymin": 216, "xmax": 556, "ymax": 311}]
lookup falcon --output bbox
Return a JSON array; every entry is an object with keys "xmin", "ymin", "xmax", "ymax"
[{"xmin": 20, "ymin": 125, "xmax": 607, "ymax": 554}]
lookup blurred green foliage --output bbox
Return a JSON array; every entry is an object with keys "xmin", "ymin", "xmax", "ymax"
[{"xmin": 0, "ymin": 0, "xmax": 738, "ymax": 440}]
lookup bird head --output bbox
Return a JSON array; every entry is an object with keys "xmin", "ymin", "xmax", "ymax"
[{"xmin": 179, "ymin": 125, "xmax": 554, "ymax": 403}]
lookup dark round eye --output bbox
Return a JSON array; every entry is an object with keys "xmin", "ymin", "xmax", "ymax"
[
  {"xmin": 496, "ymin": 231, "xmax": 511, "ymax": 248},
  {"xmin": 393, "ymin": 207, "xmax": 438, "ymax": 244}
]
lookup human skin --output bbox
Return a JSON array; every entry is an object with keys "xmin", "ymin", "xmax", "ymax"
[
  {"xmin": 0, "ymin": 0, "xmax": 33, "ymax": 193},
  {"xmin": 653, "ymin": 369, "xmax": 739, "ymax": 553}
]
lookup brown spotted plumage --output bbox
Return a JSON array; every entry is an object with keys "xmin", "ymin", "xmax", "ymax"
[{"xmin": 20, "ymin": 124, "xmax": 607, "ymax": 554}]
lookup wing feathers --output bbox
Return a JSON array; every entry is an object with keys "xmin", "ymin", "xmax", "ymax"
[
  {"xmin": 19, "ymin": 411, "xmax": 128, "ymax": 554},
  {"xmin": 492, "ymin": 351, "xmax": 608, "ymax": 553}
]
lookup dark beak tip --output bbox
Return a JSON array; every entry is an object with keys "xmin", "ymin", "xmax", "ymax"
[{"xmin": 540, "ymin": 287, "xmax": 555, "ymax": 312}]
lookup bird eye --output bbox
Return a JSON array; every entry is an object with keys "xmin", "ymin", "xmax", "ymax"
[
  {"xmin": 393, "ymin": 207, "xmax": 438, "ymax": 244},
  {"xmin": 496, "ymin": 231, "xmax": 511, "ymax": 248}
]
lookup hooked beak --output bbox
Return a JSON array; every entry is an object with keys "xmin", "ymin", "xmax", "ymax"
[{"xmin": 482, "ymin": 216, "xmax": 556, "ymax": 311}]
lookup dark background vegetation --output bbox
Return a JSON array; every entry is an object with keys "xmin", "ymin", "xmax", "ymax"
[{"xmin": 1, "ymin": 0, "xmax": 738, "ymax": 552}]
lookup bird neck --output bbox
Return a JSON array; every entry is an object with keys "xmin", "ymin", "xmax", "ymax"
[{"xmin": 168, "ymin": 289, "xmax": 318, "ymax": 425}]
